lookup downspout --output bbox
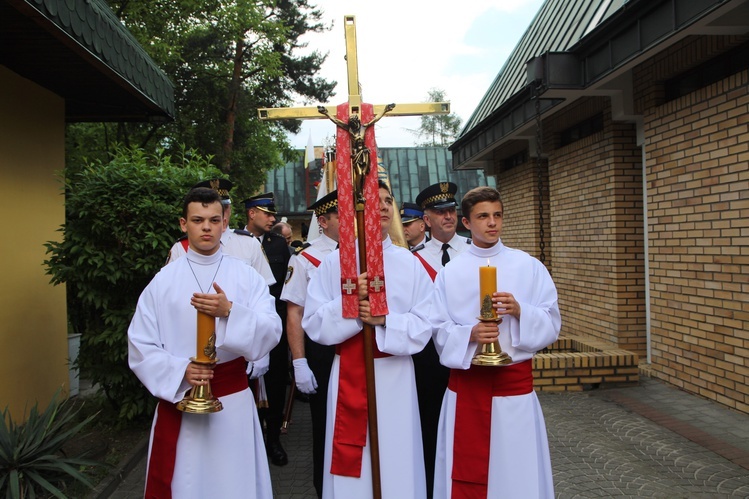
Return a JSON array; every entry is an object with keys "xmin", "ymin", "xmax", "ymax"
[{"xmin": 637, "ymin": 120, "xmax": 651, "ymax": 364}]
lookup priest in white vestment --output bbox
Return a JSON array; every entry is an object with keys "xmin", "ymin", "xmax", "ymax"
[
  {"xmin": 302, "ymin": 182, "xmax": 433, "ymax": 499},
  {"xmin": 128, "ymin": 187, "xmax": 281, "ymax": 499},
  {"xmin": 429, "ymin": 186, "xmax": 561, "ymax": 499}
]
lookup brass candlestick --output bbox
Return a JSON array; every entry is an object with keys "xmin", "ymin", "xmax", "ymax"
[
  {"xmin": 472, "ymin": 292, "xmax": 512, "ymax": 367},
  {"xmin": 177, "ymin": 311, "xmax": 223, "ymax": 414}
]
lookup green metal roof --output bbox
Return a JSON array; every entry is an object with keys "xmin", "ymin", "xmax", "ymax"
[
  {"xmin": 1, "ymin": 0, "xmax": 174, "ymax": 121},
  {"xmin": 462, "ymin": 0, "xmax": 625, "ymax": 133},
  {"xmin": 267, "ymin": 147, "xmax": 496, "ymax": 216}
]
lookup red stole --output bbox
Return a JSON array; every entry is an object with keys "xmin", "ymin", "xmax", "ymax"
[
  {"xmin": 335, "ymin": 102, "xmax": 388, "ymax": 319},
  {"xmin": 448, "ymin": 359, "xmax": 533, "ymax": 499},
  {"xmin": 144, "ymin": 357, "xmax": 248, "ymax": 499},
  {"xmin": 329, "ymin": 332, "xmax": 391, "ymax": 477},
  {"xmin": 414, "ymin": 251, "xmax": 437, "ymax": 281}
]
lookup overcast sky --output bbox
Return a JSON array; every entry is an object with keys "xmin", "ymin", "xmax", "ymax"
[{"xmin": 284, "ymin": 0, "xmax": 544, "ymax": 149}]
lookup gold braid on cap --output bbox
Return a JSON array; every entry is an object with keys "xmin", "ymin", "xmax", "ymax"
[
  {"xmin": 208, "ymin": 179, "xmax": 230, "ymax": 198},
  {"xmin": 313, "ymin": 199, "xmax": 338, "ymax": 217},
  {"xmin": 420, "ymin": 193, "xmax": 455, "ymax": 209}
]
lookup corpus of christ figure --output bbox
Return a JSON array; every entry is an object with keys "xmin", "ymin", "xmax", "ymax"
[{"xmin": 318, "ymin": 103, "xmax": 395, "ymax": 197}]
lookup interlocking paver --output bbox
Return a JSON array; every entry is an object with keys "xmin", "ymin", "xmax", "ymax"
[{"xmin": 101, "ymin": 375, "xmax": 749, "ymax": 498}]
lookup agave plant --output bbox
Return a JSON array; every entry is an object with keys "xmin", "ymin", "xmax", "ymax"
[{"xmin": 0, "ymin": 390, "xmax": 105, "ymax": 498}]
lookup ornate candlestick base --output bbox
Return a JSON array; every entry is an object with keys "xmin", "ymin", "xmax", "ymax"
[
  {"xmin": 472, "ymin": 317, "xmax": 513, "ymax": 367},
  {"xmin": 176, "ymin": 358, "xmax": 223, "ymax": 414}
]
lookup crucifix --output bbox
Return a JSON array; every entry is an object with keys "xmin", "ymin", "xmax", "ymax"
[{"xmin": 258, "ymin": 15, "xmax": 449, "ymax": 499}]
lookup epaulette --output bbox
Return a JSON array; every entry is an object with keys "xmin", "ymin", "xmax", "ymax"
[
  {"xmin": 294, "ymin": 242, "xmax": 312, "ymax": 254},
  {"xmin": 233, "ymin": 229, "xmax": 255, "ymax": 237}
]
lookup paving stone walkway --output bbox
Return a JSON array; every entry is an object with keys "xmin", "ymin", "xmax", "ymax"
[{"xmin": 101, "ymin": 374, "xmax": 749, "ymax": 498}]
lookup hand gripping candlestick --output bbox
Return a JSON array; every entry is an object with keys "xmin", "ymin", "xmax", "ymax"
[
  {"xmin": 472, "ymin": 263, "xmax": 513, "ymax": 366},
  {"xmin": 177, "ymin": 311, "xmax": 223, "ymax": 413}
]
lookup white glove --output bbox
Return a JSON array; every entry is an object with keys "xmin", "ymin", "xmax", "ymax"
[
  {"xmin": 293, "ymin": 358, "xmax": 318, "ymax": 394},
  {"xmin": 249, "ymin": 354, "xmax": 270, "ymax": 380}
]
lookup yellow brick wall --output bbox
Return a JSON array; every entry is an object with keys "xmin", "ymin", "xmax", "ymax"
[
  {"xmin": 543, "ymin": 98, "xmax": 648, "ymax": 356},
  {"xmin": 635, "ymin": 37, "xmax": 749, "ymax": 414},
  {"xmin": 497, "ymin": 160, "xmax": 550, "ymax": 267}
]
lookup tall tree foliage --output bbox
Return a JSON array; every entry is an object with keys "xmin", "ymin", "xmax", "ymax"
[
  {"xmin": 411, "ymin": 88, "xmax": 463, "ymax": 147},
  {"xmin": 68, "ymin": 0, "xmax": 336, "ymax": 198}
]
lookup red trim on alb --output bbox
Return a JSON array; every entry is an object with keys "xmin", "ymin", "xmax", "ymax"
[
  {"xmin": 449, "ymin": 359, "xmax": 533, "ymax": 499},
  {"xmin": 330, "ymin": 333, "xmax": 391, "ymax": 477},
  {"xmin": 144, "ymin": 357, "xmax": 248, "ymax": 498},
  {"xmin": 414, "ymin": 252, "xmax": 437, "ymax": 281}
]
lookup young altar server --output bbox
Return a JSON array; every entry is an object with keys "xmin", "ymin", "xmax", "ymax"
[
  {"xmin": 128, "ymin": 187, "xmax": 281, "ymax": 499},
  {"xmin": 429, "ymin": 186, "xmax": 561, "ymax": 499},
  {"xmin": 302, "ymin": 181, "xmax": 433, "ymax": 498}
]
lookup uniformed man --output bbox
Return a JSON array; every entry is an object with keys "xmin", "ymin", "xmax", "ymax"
[
  {"xmin": 281, "ymin": 190, "xmax": 339, "ymax": 498},
  {"xmin": 242, "ymin": 192, "xmax": 291, "ymax": 466},
  {"xmin": 165, "ymin": 178, "xmax": 274, "ymax": 286},
  {"xmin": 412, "ymin": 181, "xmax": 470, "ymax": 498},
  {"xmin": 401, "ymin": 201, "xmax": 429, "ymax": 252}
]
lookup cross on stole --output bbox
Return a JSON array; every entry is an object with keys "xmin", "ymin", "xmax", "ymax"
[
  {"xmin": 369, "ymin": 275, "xmax": 385, "ymax": 293},
  {"xmin": 258, "ymin": 15, "xmax": 449, "ymax": 317},
  {"xmin": 342, "ymin": 278, "xmax": 357, "ymax": 295}
]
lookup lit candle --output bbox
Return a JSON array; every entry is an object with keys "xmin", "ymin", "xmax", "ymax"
[
  {"xmin": 478, "ymin": 261, "xmax": 497, "ymax": 320},
  {"xmin": 195, "ymin": 310, "xmax": 216, "ymax": 363}
]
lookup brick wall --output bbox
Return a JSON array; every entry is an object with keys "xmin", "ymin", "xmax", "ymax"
[
  {"xmin": 636, "ymin": 39, "xmax": 749, "ymax": 413},
  {"xmin": 497, "ymin": 160, "xmax": 550, "ymax": 267},
  {"xmin": 546, "ymin": 98, "xmax": 647, "ymax": 355}
]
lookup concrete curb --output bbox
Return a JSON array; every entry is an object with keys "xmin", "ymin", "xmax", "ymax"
[{"xmin": 87, "ymin": 435, "xmax": 149, "ymax": 499}]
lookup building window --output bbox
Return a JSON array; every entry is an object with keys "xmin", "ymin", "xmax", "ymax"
[
  {"xmin": 559, "ymin": 114, "xmax": 603, "ymax": 147},
  {"xmin": 665, "ymin": 42, "xmax": 749, "ymax": 102},
  {"xmin": 501, "ymin": 150, "xmax": 528, "ymax": 171}
]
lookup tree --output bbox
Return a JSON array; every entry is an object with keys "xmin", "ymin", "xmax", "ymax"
[
  {"xmin": 411, "ymin": 88, "xmax": 463, "ymax": 147},
  {"xmin": 68, "ymin": 0, "xmax": 336, "ymax": 198},
  {"xmin": 44, "ymin": 147, "xmax": 224, "ymax": 421}
]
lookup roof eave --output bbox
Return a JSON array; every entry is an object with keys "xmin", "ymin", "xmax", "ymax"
[
  {"xmin": 453, "ymin": 0, "xmax": 742, "ymax": 170},
  {"xmin": 1, "ymin": 0, "xmax": 174, "ymax": 122}
]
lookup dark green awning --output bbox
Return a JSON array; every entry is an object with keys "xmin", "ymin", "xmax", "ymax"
[{"xmin": 1, "ymin": 0, "xmax": 174, "ymax": 122}]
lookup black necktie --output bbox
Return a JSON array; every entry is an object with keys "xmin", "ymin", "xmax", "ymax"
[{"xmin": 441, "ymin": 242, "xmax": 450, "ymax": 266}]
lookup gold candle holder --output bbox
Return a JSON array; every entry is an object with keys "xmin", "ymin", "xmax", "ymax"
[
  {"xmin": 472, "ymin": 264, "xmax": 512, "ymax": 366},
  {"xmin": 177, "ymin": 311, "xmax": 223, "ymax": 413}
]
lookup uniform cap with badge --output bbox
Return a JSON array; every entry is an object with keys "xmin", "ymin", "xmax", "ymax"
[
  {"xmin": 307, "ymin": 190, "xmax": 338, "ymax": 217},
  {"xmin": 400, "ymin": 202, "xmax": 424, "ymax": 224},
  {"xmin": 242, "ymin": 192, "xmax": 277, "ymax": 214},
  {"xmin": 193, "ymin": 178, "xmax": 233, "ymax": 205},
  {"xmin": 415, "ymin": 182, "xmax": 458, "ymax": 211}
]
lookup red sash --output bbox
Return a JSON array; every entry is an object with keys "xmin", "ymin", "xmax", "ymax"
[
  {"xmin": 330, "ymin": 332, "xmax": 391, "ymax": 477},
  {"xmin": 448, "ymin": 359, "xmax": 533, "ymax": 499},
  {"xmin": 301, "ymin": 251, "xmax": 322, "ymax": 268},
  {"xmin": 144, "ymin": 357, "xmax": 248, "ymax": 499},
  {"xmin": 180, "ymin": 239, "xmax": 189, "ymax": 251},
  {"xmin": 414, "ymin": 251, "xmax": 437, "ymax": 281}
]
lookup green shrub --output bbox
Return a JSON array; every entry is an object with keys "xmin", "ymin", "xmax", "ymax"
[
  {"xmin": 44, "ymin": 147, "xmax": 224, "ymax": 421},
  {"xmin": 0, "ymin": 390, "xmax": 104, "ymax": 498}
]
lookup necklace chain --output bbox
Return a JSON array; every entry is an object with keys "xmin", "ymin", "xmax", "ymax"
[{"xmin": 186, "ymin": 256, "xmax": 223, "ymax": 293}]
